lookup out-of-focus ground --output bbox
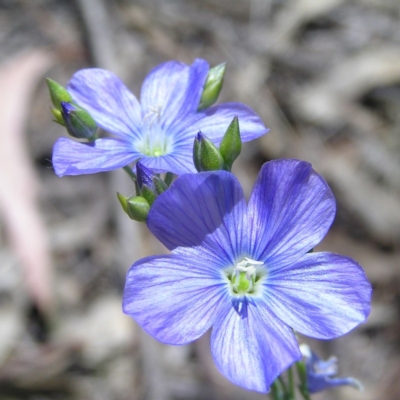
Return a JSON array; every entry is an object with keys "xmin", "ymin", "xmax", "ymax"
[{"xmin": 0, "ymin": 0, "xmax": 399, "ymax": 399}]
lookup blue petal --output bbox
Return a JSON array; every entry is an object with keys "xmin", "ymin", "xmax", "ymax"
[
  {"xmin": 302, "ymin": 346, "xmax": 363, "ymax": 393},
  {"xmin": 52, "ymin": 137, "xmax": 139, "ymax": 176},
  {"xmin": 211, "ymin": 299, "xmax": 301, "ymax": 393},
  {"xmin": 67, "ymin": 69, "xmax": 142, "ymax": 138},
  {"xmin": 138, "ymin": 140, "xmax": 196, "ymax": 175},
  {"xmin": 248, "ymin": 159, "xmax": 336, "ymax": 266},
  {"xmin": 167, "ymin": 59, "xmax": 209, "ymax": 127},
  {"xmin": 309, "ymin": 375, "xmax": 363, "ymax": 394},
  {"xmin": 264, "ymin": 252, "xmax": 372, "ymax": 339},
  {"xmin": 174, "ymin": 102, "xmax": 268, "ymax": 146},
  {"xmin": 138, "ymin": 154, "xmax": 195, "ymax": 175},
  {"xmin": 123, "ymin": 253, "xmax": 228, "ymax": 345},
  {"xmin": 141, "ymin": 59, "xmax": 209, "ymax": 129},
  {"xmin": 147, "ymin": 171, "xmax": 248, "ymax": 264}
]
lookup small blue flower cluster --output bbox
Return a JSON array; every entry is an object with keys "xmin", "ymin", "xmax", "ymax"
[{"xmin": 47, "ymin": 59, "xmax": 372, "ymax": 396}]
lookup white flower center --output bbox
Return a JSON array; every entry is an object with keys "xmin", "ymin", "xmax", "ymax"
[
  {"xmin": 135, "ymin": 105, "xmax": 173, "ymax": 157},
  {"xmin": 226, "ymin": 257, "xmax": 266, "ymax": 295}
]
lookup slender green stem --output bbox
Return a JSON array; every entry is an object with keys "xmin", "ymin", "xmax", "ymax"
[
  {"xmin": 123, "ymin": 166, "xmax": 140, "ymax": 195},
  {"xmin": 271, "ymin": 379, "xmax": 285, "ymax": 400},
  {"xmin": 164, "ymin": 172, "xmax": 174, "ymax": 187},
  {"xmin": 295, "ymin": 362, "xmax": 311, "ymax": 400},
  {"xmin": 123, "ymin": 165, "xmax": 137, "ymax": 181},
  {"xmin": 278, "ymin": 376, "xmax": 288, "ymax": 394},
  {"xmin": 287, "ymin": 366, "xmax": 295, "ymax": 400}
]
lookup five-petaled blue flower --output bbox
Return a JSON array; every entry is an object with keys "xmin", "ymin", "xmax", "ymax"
[
  {"xmin": 300, "ymin": 344, "xmax": 363, "ymax": 394},
  {"xmin": 52, "ymin": 59, "xmax": 268, "ymax": 177},
  {"xmin": 123, "ymin": 159, "xmax": 372, "ymax": 393}
]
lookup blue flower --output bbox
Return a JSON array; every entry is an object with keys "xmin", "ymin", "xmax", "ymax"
[
  {"xmin": 300, "ymin": 344, "xmax": 363, "ymax": 394},
  {"xmin": 123, "ymin": 159, "xmax": 371, "ymax": 393},
  {"xmin": 52, "ymin": 59, "xmax": 268, "ymax": 176}
]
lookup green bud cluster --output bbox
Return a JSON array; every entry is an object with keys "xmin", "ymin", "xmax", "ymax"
[
  {"xmin": 117, "ymin": 163, "xmax": 171, "ymax": 222},
  {"xmin": 46, "ymin": 78, "xmax": 97, "ymax": 140},
  {"xmin": 193, "ymin": 116, "xmax": 242, "ymax": 172}
]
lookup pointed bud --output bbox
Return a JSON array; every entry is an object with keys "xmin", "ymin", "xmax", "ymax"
[
  {"xmin": 193, "ymin": 132, "xmax": 224, "ymax": 172},
  {"xmin": 60, "ymin": 102, "xmax": 98, "ymax": 140},
  {"xmin": 117, "ymin": 193, "xmax": 150, "ymax": 222},
  {"xmin": 136, "ymin": 162, "xmax": 167, "ymax": 206},
  {"xmin": 198, "ymin": 63, "xmax": 226, "ymax": 110},
  {"xmin": 219, "ymin": 116, "xmax": 242, "ymax": 171},
  {"xmin": 46, "ymin": 78, "xmax": 74, "ymax": 110}
]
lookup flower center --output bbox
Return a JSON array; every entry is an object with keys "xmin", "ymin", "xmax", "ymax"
[
  {"xmin": 227, "ymin": 257, "xmax": 265, "ymax": 295},
  {"xmin": 135, "ymin": 105, "xmax": 173, "ymax": 157}
]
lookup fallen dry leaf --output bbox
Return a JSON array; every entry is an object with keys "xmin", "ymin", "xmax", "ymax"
[{"xmin": 0, "ymin": 50, "xmax": 55, "ymax": 312}]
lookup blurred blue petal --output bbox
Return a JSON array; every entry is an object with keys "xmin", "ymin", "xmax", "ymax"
[{"xmin": 301, "ymin": 344, "xmax": 364, "ymax": 393}]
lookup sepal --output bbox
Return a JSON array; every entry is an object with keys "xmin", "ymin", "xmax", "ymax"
[
  {"xmin": 51, "ymin": 108, "xmax": 66, "ymax": 126},
  {"xmin": 117, "ymin": 192, "xmax": 150, "ymax": 222}
]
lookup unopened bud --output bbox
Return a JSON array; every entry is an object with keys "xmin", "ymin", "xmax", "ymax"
[
  {"xmin": 136, "ymin": 162, "xmax": 167, "ymax": 206},
  {"xmin": 46, "ymin": 78, "xmax": 74, "ymax": 110},
  {"xmin": 219, "ymin": 116, "xmax": 242, "ymax": 171},
  {"xmin": 61, "ymin": 102, "xmax": 98, "ymax": 140},
  {"xmin": 193, "ymin": 132, "xmax": 224, "ymax": 172},
  {"xmin": 117, "ymin": 193, "xmax": 150, "ymax": 222},
  {"xmin": 198, "ymin": 63, "xmax": 226, "ymax": 110}
]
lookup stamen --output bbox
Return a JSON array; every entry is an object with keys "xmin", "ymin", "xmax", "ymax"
[
  {"xmin": 136, "ymin": 103, "xmax": 173, "ymax": 157},
  {"xmin": 230, "ymin": 257, "xmax": 264, "ymax": 294},
  {"xmin": 143, "ymin": 105, "xmax": 162, "ymax": 126}
]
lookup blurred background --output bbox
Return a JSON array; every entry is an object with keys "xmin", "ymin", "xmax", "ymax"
[{"xmin": 0, "ymin": 0, "xmax": 399, "ymax": 399}]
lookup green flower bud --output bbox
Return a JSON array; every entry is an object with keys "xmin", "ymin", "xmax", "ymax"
[
  {"xmin": 219, "ymin": 116, "xmax": 242, "ymax": 171},
  {"xmin": 198, "ymin": 63, "xmax": 226, "ymax": 110},
  {"xmin": 46, "ymin": 78, "xmax": 74, "ymax": 110},
  {"xmin": 117, "ymin": 193, "xmax": 150, "ymax": 222},
  {"xmin": 193, "ymin": 132, "xmax": 224, "ymax": 172},
  {"xmin": 61, "ymin": 102, "xmax": 98, "ymax": 140}
]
